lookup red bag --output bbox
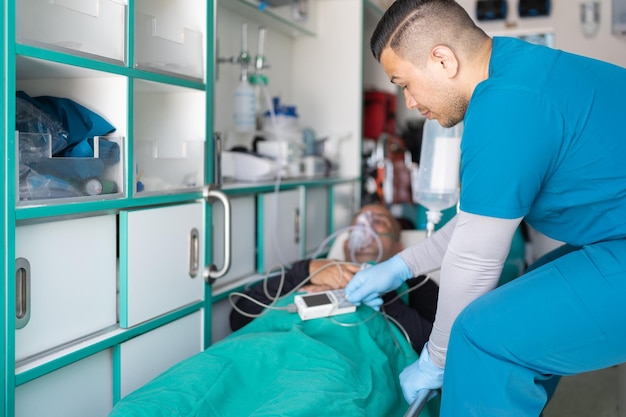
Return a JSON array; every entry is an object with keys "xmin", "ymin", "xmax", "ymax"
[{"xmin": 363, "ymin": 91, "xmax": 396, "ymax": 140}]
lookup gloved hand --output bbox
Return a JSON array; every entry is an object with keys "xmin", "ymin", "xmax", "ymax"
[
  {"xmin": 400, "ymin": 343, "xmax": 444, "ymax": 404},
  {"xmin": 344, "ymin": 254, "xmax": 412, "ymax": 310}
]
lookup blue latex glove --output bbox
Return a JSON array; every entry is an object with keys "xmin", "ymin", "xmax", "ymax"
[
  {"xmin": 344, "ymin": 254, "xmax": 412, "ymax": 310},
  {"xmin": 400, "ymin": 343, "xmax": 444, "ymax": 404}
]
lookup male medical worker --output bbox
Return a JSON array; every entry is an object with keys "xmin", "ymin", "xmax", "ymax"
[{"xmin": 344, "ymin": 0, "xmax": 626, "ymax": 415}]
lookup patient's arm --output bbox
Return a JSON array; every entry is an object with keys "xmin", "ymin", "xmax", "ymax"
[
  {"xmin": 302, "ymin": 260, "xmax": 360, "ymax": 292},
  {"xmin": 230, "ymin": 259, "xmax": 312, "ymax": 331}
]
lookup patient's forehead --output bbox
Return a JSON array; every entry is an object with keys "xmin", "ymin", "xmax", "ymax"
[{"xmin": 355, "ymin": 205, "xmax": 394, "ymax": 223}]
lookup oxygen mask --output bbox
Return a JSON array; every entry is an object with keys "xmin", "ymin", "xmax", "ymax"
[
  {"xmin": 347, "ymin": 211, "xmax": 386, "ymax": 263},
  {"xmin": 348, "ymin": 212, "xmax": 376, "ymax": 250}
]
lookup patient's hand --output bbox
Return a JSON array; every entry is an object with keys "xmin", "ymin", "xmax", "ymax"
[{"xmin": 302, "ymin": 260, "xmax": 360, "ymax": 292}]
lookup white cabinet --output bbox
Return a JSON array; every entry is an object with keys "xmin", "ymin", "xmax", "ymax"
[
  {"xmin": 14, "ymin": 215, "xmax": 117, "ymax": 362},
  {"xmin": 257, "ymin": 188, "xmax": 302, "ymax": 272},
  {"xmin": 15, "ymin": 350, "xmax": 113, "ymax": 417},
  {"xmin": 119, "ymin": 202, "xmax": 205, "ymax": 328},
  {"xmin": 5, "ymin": 0, "xmax": 211, "ymax": 415},
  {"xmin": 304, "ymin": 186, "xmax": 329, "ymax": 257},
  {"xmin": 119, "ymin": 311, "xmax": 203, "ymax": 398},
  {"xmin": 210, "ymin": 297, "xmax": 235, "ymax": 343}
]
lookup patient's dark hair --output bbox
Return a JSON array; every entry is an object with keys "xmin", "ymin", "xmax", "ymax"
[{"xmin": 371, "ymin": 0, "xmax": 489, "ymax": 66}]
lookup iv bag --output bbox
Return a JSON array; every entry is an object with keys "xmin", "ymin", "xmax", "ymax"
[{"xmin": 413, "ymin": 119, "xmax": 463, "ymax": 212}]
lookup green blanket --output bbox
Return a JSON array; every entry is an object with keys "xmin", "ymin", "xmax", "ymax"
[{"xmin": 109, "ymin": 295, "xmax": 439, "ymax": 417}]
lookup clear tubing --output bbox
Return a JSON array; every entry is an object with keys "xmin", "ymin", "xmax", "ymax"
[{"xmin": 260, "ymin": 83, "xmax": 291, "ymax": 267}]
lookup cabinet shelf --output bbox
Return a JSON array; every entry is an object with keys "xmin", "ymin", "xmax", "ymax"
[
  {"xmin": 220, "ymin": 175, "xmax": 360, "ymax": 196},
  {"xmin": 16, "ymin": 45, "xmax": 206, "ymax": 91},
  {"xmin": 14, "ymin": 191, "xmax": 206, "ymax": 221},
  {"xmin": 218, "ymin": 0, "xmax": 317, "ymax": 38}
]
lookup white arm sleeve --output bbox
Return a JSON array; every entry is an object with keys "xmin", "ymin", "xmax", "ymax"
[
  {"xmin": 427, "ymin": 211, "xmax": 521, "ymax": 368},
  {"xmin": 398, "ymin": 214, "xmax": 458, "ymax": 276}
]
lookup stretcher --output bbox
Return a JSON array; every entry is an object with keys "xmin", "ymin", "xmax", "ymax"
[{"xmin": 109, "ymin": 294, "xmax": 440, "ymax": 417}]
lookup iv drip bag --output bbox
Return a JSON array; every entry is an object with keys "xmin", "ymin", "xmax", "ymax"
[{"xmin": 413, "ymin": 119, "xmax": 463, "ymax": 213}]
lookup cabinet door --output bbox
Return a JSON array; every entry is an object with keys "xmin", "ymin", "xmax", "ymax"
[
  {"xmin": 212, "ymin": 195, "xmax": 256, "ymax": 293},
  {"xmin": 120, "ymin": 202, "xmax": 205, "ymax": 328},
  {"xmin": 304, "ymin": 186, "xmax": 329, "ymax": 257},
  {"xmin": 119, "ymin": 311, "xmax": 202, "ymax": 398},
  {"xmin": 15, "ymin": 215, "xmax": 117, "ymax": 361},
  {"xmin": 15, "ymin": 350, "xmax": 113, "ymax": 417},
  {"xmin": 258, "ymin": 189, "xmax": 302, "ymax": 272}
]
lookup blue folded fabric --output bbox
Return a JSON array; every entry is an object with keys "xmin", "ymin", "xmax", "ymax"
[{"xmin": 16, "ymin": 90, "xmax": 117, "ymax": 157}]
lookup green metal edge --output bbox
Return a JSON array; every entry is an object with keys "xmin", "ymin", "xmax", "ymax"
[
  {"xmin": 118, "ymin": 211, "xmax": 130, "ymax": 329},
  {"xmin": 3, "ymin": 1, "xmax": 16, "ymax": 414},
  {"xmin": 256, "ymin": 193, "xmax": 265, "ymax": 273},
  {"xmin": 204, "ymin": 0, "xmax": 217, "ymax": 350}
]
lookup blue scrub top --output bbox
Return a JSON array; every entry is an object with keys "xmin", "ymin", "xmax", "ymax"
[{"xmin": 459, "ymin": 37, "xmax": 626, "ymax": 246}]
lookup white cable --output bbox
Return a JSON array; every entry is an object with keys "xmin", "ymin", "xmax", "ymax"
[{"xmin": 228, "ymin": 260, "xmax": 360, "ymax": 318}]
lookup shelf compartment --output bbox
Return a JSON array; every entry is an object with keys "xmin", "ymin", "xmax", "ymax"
[
  {"xmin": 17, "ymin": 132, "xmax": 126, "ymax": 205},
  {"xmin": 134, "ymin": 138, "xmax": 204, "ymax": 195},
  {"xmin": 16, "ymin": 0, "xmax": 127, "ymax": 64},
  {"xmin": 134, "ymin": 11, "xmax": 204, "ymax": 81}
]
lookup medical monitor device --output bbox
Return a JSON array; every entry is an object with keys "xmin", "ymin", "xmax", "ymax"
[{"xmin": 294, "ymin": 289, "xmax": 357, "ymax": 321}]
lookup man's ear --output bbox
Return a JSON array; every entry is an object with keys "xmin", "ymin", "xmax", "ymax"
[{"xmin": 430, "ymin": 44, "xmax": 459, "ymax": 78}]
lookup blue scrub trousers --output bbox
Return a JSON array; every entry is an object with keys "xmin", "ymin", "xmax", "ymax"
[{"xmin": 440, "ymin": 238, "xmax": 626, "ymax": 416}]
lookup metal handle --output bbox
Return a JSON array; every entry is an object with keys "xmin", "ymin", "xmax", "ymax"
[
  {"xmin": 205, "ymin": 189, "xmax": 231, "ymax": 283},
  {"xmin": 15, "ymin": 257, "xmax": 31, "ymax": 329},
  {"xmin": 189, "ymin": 228, "xmax": 200, "ymax": 278},
  {"xmin": 403, "ymin": 389, "xmax": 436, "ymax": 417},
  {"xmin": 294, "ymin": 207, "xmax": 300, "ymax": 244}
]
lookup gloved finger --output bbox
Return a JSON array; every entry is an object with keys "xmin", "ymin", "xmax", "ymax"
[
  {"xmin": 362, "ymin": 296, "xmax": 383, "ymax": 311},
  {"xmin": 344, "ymin": 284, "xmax": 366, "ymax": 303},
  {"xmin": 345, "ymin": 277, "xmax": 377, "ymax": 303}
]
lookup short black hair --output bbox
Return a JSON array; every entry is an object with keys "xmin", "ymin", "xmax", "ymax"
[{"xmin": 370, "ymin": 0, "xmax": 487, "ymax": 64}]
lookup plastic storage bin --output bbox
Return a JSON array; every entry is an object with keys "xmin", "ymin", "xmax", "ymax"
[
  {"xmin": 17, "ymin": 132, "xmax": 125, "ymax": 204},
  {"xmin": 16, "ymin": 0, "xmax": 127, "ymax": 64},
  {"xmin": 134, "ymin": 139, "xmax": 204, "ymax": 194},
  {"xmin": 134, "ymin": 11, "xmax": 204, "ymax": 81}
]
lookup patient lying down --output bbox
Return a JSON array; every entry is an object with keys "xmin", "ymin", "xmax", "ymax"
[
  {"xmin": 108, "ymin": 205, "xmax": 439, "ymax": 417},
  {"xmin": 231, "ymin": 204, "xmax": 439, "ymax": 353}
]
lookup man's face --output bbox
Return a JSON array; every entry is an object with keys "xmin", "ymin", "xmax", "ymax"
[
  {"xmin": 380, "ymin": 47, "xmax": 467, "ymax": 128},
  {"xmin": 343, "ymin": 206, "xmax": 402, "ymax": 264}
]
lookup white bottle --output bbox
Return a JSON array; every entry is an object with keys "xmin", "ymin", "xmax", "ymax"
[
  {"xmin": 233, "ymin": 77, "xmax": 256, "ymax": 133},
  {"xmin": 413, "ymin": 119, "xmax": 463, "ymax": 235}
]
